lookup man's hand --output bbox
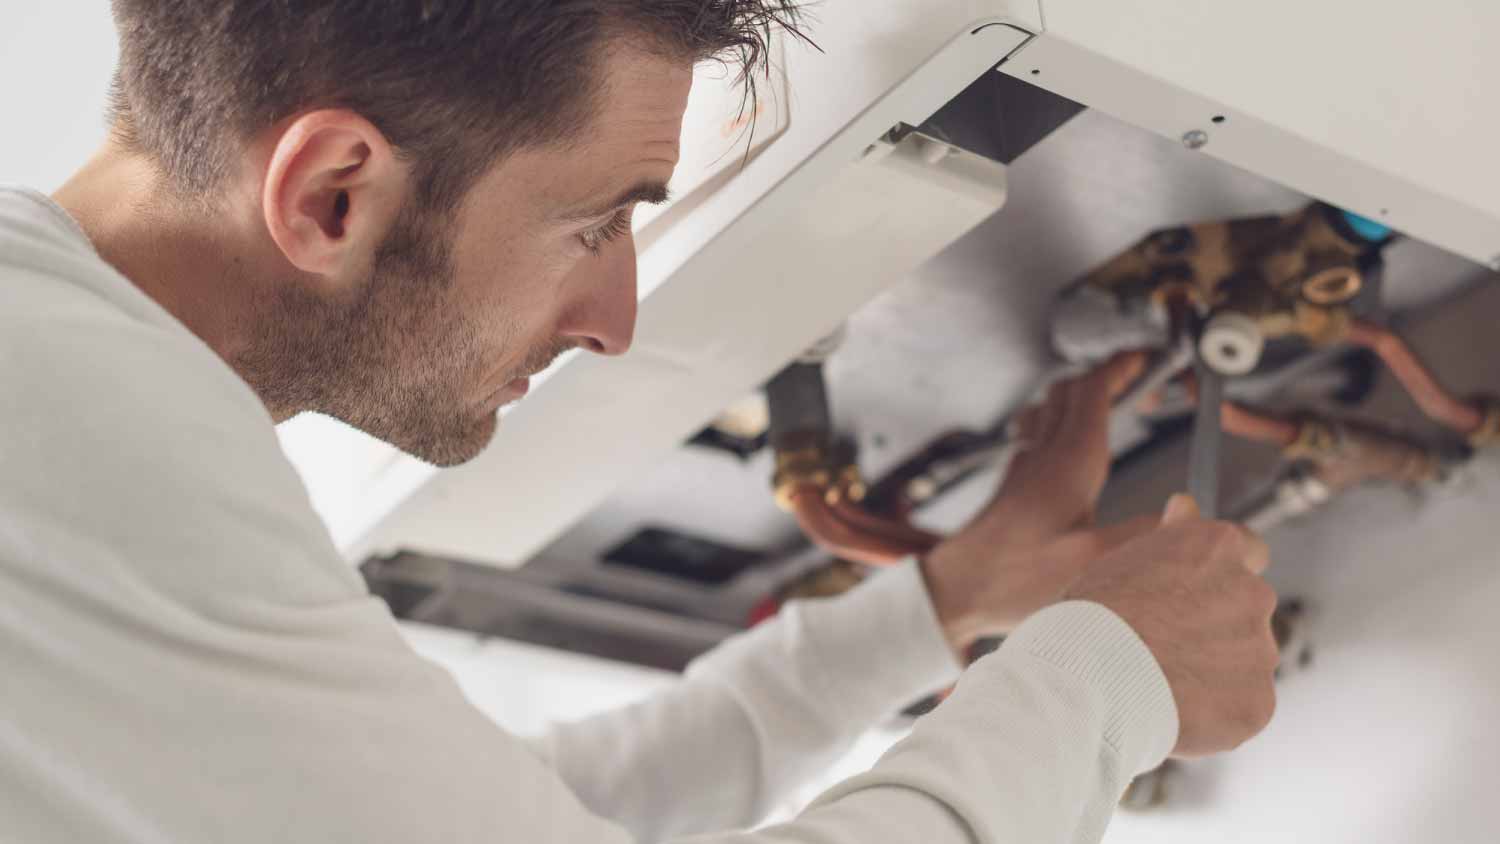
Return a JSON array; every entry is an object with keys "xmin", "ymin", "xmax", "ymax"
[
  {"xmin": 921, "ymin": 351, "xmax": 1146, "ymax": 648},
  {"xmin": 923, "ymin": 516, "xmax": 1157, "ymax": 647},
  {"xmin": 1066, "ymin": 495, "xmax": 1280, "ymax": 757},
  {"xmin": 985, "ymin": 352, "xmax": 1145, "ymax": 549}
]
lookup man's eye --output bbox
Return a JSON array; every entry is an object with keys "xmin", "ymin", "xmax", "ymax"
[{"xmin": 579, "ymin": 208, "xmax": 634, "ymax": 256}]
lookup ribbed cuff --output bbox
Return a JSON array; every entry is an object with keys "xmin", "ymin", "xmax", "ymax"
[{"xmin": 1004, "ymin": 601, "xmax": 1179, "ymax": 773}]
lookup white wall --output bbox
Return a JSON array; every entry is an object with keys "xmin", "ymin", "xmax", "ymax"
[{"xmin": 0, "ymin": 4, "xmax": 117, "ymax": 191}]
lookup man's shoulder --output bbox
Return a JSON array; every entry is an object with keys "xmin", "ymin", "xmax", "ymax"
[
  {"xmin": 0, "ymin": 187, "xmax": 254, "ymax": 413},
  {"xmin": 0, "ymin": 187, "xmax": 273, "ymax": 477},
  {"xmin": 0, "ymin": 188, "xmax": 358, "ymax": 608},
  {"xmin": 0, "ymin": 187, "xmax": 110, "ymax": 301},
  {"xmin": 0, "ymin": 186, "xmax": 89, "ymax": 249},
  {"xmin": 0, "ymin": 187, "xmax": 175, "ymax": 332}
]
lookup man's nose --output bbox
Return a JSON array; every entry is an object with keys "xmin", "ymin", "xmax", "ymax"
[{"xmin": 558, "ymin": 239, "xmax": 638, "ymax": 356}]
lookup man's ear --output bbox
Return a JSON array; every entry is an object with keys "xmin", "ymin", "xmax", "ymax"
[{"xmin": 261, "ymin": 110, "xmax": 404, "ymax": 279}]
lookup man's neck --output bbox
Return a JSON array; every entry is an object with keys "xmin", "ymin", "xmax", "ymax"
[{"xmin": 52, "ymin": 142, "xmax": 267, "ymax": 402}]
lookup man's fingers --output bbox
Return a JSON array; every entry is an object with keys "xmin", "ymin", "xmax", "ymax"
[
  {"xmin": 1239, "ymin": 529, "xmax": 1271, "ymax": 575},
  {"xmin": 1102, "ymin": 350, "xmax": 1148, "ymax": 399},
  {"xmin": 1055, "ymin": 369, "xmax": 1108, "ymax": 448},
  {"xmin": 1055, "ymin": 350, "xmax": 1145, "ymax": 448},
  {"xmin": 1162, "ymin": 493, "xmax": 1201, "ymax": 524},
  {"xmin": 1162, "ymin": 498, "xmax": 1269, "ymax": 574},
  {"xmin": 1014, "ymin": 352, "xmax": 1154, "ymax": 451},
  {"xmin": 1033, "ymin": 381, "xmax": 1065, "ymax": 445},
  {"xmin": 1009, "ymin": 405, "xmax": 1043, "ymax": 444}
]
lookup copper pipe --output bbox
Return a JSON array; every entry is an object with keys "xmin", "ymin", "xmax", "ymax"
[
  {"xmin": 787, "ymin": 488, "xmax": 933, "ymax": 566},
  {"xmin": 1221, "ymin": 402, "xmax": 1300, "ymax": 447},
  {"xmin": 829, "ymin": 500, "xmax": 944, "ymax": 552},
  {"xmin": 1346, "ymin": 320, "xmax": 1483, "ymax": 435},
  {"xmin": 1221, "ymin": 400, "xmax": 1439, "ymax": 493}
]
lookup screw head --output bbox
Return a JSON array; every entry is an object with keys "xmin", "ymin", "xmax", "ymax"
[{"xmin": 1181, "ymin": 129, "xmax": 1209, "ymax": 150}]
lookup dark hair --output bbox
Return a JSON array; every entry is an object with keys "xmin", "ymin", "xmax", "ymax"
[{"xmin": 108, "ymin": 1, "xmax": 807, "ymax": 211}]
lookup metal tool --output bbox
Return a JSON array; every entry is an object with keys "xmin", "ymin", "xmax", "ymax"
[
  {"xmin": 1114, "ymin": 336, "xmax": 1195, "ymax": 416},
  {"xmin": 1187, "ymin": 355, "xmax": 1225, "ymax": 517}
]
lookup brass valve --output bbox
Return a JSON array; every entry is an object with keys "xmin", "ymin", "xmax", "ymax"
[
  {"xmin": 1254, "ymin": 301, "xmax": 1352, "ymax": 346},
  {"xmin": 1282, "ymin": 418, "xmax": 1340, "ymax": 462},
  {"xmin": 822, "ymin": 465, "xmax": 868, "ymax": 505},
  {"xmin": 771, "ymin": 445, "xmax": 837, "ymax": 511},
  {"xmin": 1055, "ymin": 202, "xmax": 1378, "ymax": 370},
  {"xmin": 1282, "ymin": 416, "xmax": 1439, "ymax": 489},
  {"xmin": 772, "ymin": 448, "xmax": 868, "ymax": 511},
  {"xmin": 1468, "ymin": 397, "xmax": 1500, "ymax": 449}
]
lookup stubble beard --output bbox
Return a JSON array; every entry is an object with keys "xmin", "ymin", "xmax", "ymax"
[{"xmin": 237, "ymin": 199, "xmax": 510, "ymax": 467}]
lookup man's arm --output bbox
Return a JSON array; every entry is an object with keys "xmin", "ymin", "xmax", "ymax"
[
  {"xmin": 526, "ymin": 355, "xmax": 1157, "ymax": 838},
  {"xmin": 530, "ymin": 598, "xmax": 1177, "ymax": 844},
  {"xmin": 514, "ymin": 494, "xmax": 1268, "ymax": 844},
  {"xmin": 526, "ymin": 561, "xmax": 963, "ymax": 840},
  {"xmin": 778, "ymin": 601, "xmax": 1177, "ymax": 844}
]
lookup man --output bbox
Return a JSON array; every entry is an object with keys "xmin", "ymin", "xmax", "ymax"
[{"xmin": 0, "ymin": 2, "xmax": 1278, "ymax": 842}]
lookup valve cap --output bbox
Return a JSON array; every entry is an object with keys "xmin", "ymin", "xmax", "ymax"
[{"xmin": 1200, "ymin": 312, "xmax": 1265, "ymax": 375}]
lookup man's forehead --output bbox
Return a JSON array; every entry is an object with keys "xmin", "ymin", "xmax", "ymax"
[
  {"xmin": 584, "ymin": 47, "xmax": 694, "ymax": 170},
  {"xmin": 465, "ymin": 46, "xmax": 693, "ymax": 222},
  {"xmin": 597, "ymin": 41, "xmax": 696, "ymax": 122},
  {"xmin": 539, "ymin": 49, "xmax": 692, "ymax": 220}
]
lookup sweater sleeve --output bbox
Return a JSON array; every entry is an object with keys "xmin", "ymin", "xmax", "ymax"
[
  {"xmin": 796, "ymin": 601, "xmax": 1180, "ymax": 844},
  {"xmin": 639, "ymin": 600, "xmax": 1176, "ymax": 844},
  {"xmin": 527, "ymin": 561, "xmax": 965, "ymax": 839},
  {"xmin": 529, "ymin": 558, "xmax": 1178, "ymax": 843}
]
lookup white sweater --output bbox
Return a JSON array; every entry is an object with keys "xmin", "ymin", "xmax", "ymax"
[{"xmin": 0, "ymin": 186, "xmax": 1178, "ymax": 843}]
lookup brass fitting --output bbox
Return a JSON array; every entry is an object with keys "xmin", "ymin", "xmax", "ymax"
[
  {"xmin": 1148, "ymin": 280, "xmax": 1202, "ymax": 311},
  {"xmin": 1300, "ymin": 264, "xmax": 1363, "ymax": 306},
  {"xmin": 1294, "ymin": 302, "xmax": 1353, "ymax": 345},
  {"xmin": 1282, "ymin": 418, "xmax": 1340, "ymax": 462},
  {"xmin": 823, "ymin": 465, "xmax": 868, "ymax": 505},
  {"xmin": 1257, "ymin": 302, "xmax": 1351, "ymax": 345},
  {"xmin": 1283, "ymin": 416, "xmax": 1440, "ymax": 488},
  {"xmin": 771, "ymin": 445, "xmax": 836, "ymax": 512},
  {"xmin": 1468, "ymin": 397, "xmax": 1500, "ymax": 449}
]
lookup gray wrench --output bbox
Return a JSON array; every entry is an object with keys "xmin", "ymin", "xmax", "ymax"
[{"xmin": 1187, "ymin": 358, "xmax": 1225, "ymax": 518}]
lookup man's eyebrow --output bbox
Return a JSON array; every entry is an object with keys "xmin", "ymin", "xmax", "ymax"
[{"xmin": 565, "ymin": 182, "xmax": 673, "ymax": 223}]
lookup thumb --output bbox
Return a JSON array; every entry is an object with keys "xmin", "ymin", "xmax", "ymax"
[{"xmin": 1162, "ymin": 493, "xmax": 1201, "ymax": 525}]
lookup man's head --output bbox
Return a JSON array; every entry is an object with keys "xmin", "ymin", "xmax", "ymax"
[{"xmin": 106, "ymin": 1, "xmax": 803, "ymax": 465}]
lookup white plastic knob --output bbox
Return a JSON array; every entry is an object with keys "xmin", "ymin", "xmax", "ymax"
[{"xmin": 1199, "ymin": 312, "xmax": 1265, "ymax": 375}]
